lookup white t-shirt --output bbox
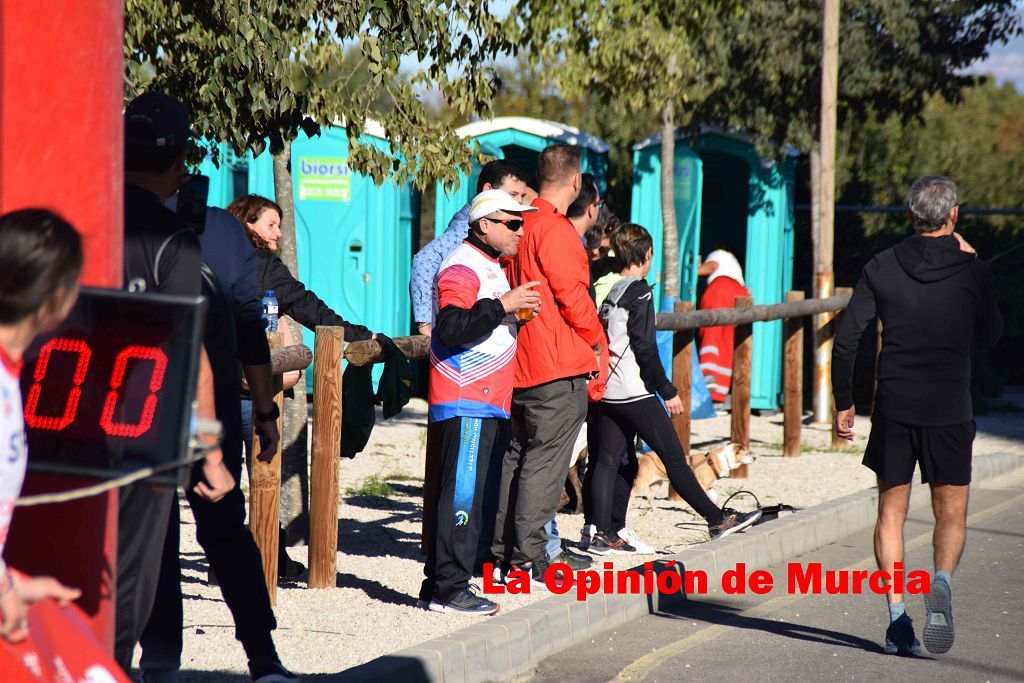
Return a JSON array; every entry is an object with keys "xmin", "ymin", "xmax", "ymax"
[{"xmin": 0, "ymin": 352, "xmax": 27, "ymax": 569}]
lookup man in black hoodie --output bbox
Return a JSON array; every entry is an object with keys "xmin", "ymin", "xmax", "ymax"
[{"xmin": 832, "ymin": 175, "xmax": 1002, "ymax": 658}]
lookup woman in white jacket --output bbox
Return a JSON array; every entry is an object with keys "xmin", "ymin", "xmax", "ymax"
[{"xmin": 583, "ymin": 224, "xmax": 761, "ymax": 554}]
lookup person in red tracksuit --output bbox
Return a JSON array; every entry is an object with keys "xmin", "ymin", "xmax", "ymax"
[{"xmin": 696, "ymin": 247, "xmax": 751, "ymax": 406}]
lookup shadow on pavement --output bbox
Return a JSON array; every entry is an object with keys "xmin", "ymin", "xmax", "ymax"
[
  {"xmin": 658, "ymin": 597, "xmax": 886, "ymax": 654},
  {"xmin": 179, "ymin": 651, "xmax": 437, "ymax": 681}
]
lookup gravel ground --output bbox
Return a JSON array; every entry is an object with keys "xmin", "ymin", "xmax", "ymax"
[{"xmin": 150, "ymin": 394, "xmax": 1024, "ymax": 680}]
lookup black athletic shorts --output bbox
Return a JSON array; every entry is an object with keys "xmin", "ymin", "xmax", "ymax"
[{"xmin": 863, "ymin": 415, "xmax": 975, "ymax": 485}]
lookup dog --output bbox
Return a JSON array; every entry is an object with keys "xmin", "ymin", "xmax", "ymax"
[
  {"xmin": 559, "ymin": 424, "xmax": 590, "ymax": 514},
  {"xmin": 631, "ymin": 443, "xmax": 754, "ymax": 507}
]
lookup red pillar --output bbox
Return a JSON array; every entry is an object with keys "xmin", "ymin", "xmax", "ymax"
[{"xmin": 0, "ymin": 0, "xmax": 124, "ymax": 649}]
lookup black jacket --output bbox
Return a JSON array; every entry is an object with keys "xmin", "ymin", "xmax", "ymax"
[
  {"xmin": 832, "ymin": 233, "xmax": 1003, "ymax": 426},
  {"xmin": 254, "ymin": 250, "xmax": 373, "ymax": 341}
]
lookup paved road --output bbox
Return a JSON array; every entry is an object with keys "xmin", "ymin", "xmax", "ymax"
[{"xmin": 530, "ymin": 470, "xmax": 1024, "ymax": 682}]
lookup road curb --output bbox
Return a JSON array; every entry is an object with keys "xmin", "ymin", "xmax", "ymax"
[{"xmin": 339, "ymin": 451, "xmax": 1024, "ymax": 682}]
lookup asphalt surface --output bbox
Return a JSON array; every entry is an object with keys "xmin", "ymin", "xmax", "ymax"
[{"xmin": 530, "ymin": 469, "xmax": 1024, "ymax": 682}]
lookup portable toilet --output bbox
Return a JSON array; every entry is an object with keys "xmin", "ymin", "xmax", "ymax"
[
  {"xmin": 433, "ymin": 117, "xmax": 610, "ymax": 235},
  {"xmin": 197, "ymin": 123, "xmax": 419, "ymax": 391},
  {"xmin": 195, "ymin": 144, "xmax": 274, "ymax": 208},
  {"xmin": 631, "ymin": 130, "xmax": 795, "ymax": 411}
]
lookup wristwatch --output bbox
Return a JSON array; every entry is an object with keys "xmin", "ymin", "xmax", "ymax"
[{"xmin": 254, "ymin": 404, "xmax": 281, "ymax": 422}]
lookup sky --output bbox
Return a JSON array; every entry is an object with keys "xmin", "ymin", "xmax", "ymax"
[{"xmin": 966, "ymin": 32, "xmax": 1024, "ymax": 90}]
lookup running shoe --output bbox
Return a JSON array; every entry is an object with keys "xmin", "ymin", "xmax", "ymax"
[
  {"xmin": 885, "ymin": 613, "xmax": 922, "ymax": 656},
  {"xmin": 550, "ymin": 542, "xmax": 594, "ymax": 570},
  {"xmin": 423, "ymin": 587, "xmax": 500, "ymax": 615},
  {"xmin": 923, "ymin": 576, "xmax": 955, "ymax": 654},
  {"xmin": 508, "ymin": 559, "xmax": 564, "ymax": 590},
  {"xmin": 588, "ymin": 530, "xmax": 636, "ymax": 555},
  {"xmin": 579, "ymin": 523, "xmax": 597, "ymax": 551},
  {"xmin": 248, "ymin": 656, "xmax": 300, "ymax": 683},
  {"xmin": 708, "ymin": 508, "xmax": 762, "ymax": 540},
  {"xmin": 618, "ymin": 526, "xmax": 656, "ymax": 554}
]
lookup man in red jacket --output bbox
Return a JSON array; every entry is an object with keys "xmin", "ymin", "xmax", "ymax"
[{"xmin": 491, "ymin": 145, "xmax": 605, "ymax": 586}]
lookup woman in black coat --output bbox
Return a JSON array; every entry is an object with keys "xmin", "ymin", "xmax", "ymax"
[
  {"xmin": 229, "ymin": 194, "xmax": 379, "ymax": 578},
  {"xmin": 228, "ymin": 194, "xmax": 374, "ymax": 342}
]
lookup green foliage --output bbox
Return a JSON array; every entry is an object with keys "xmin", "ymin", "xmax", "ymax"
[
  {"xmin": 124, "ymin": 0, "xmax": 516, "ymax": 187},
  {"xmin": 518, "ymin": 1, "xmax": 739, "ymax": 117},
  {"xmin": 689, "ymin": 0, "xmax": 1021, "ymax": 157},
  {"xmin": 344, "ymin": 475, "xmax": 394, "ymax": 498}
]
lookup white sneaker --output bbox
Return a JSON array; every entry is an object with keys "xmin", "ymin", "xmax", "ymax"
[
  {"xmin": 579, "ymin": 524, "xmax": 597, "ymax": 551},
  {"xmin": 618, "ymin": 527, "xmax": 656, "ymax": 554}
]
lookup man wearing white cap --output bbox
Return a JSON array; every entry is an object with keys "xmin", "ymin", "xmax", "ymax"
[{"xmin": 418, "ymin": 189, "xmax": 541, "ymax": 615}]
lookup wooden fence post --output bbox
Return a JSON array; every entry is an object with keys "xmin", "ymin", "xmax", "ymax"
[
  {"xmin": 783, "ymin": 291, "xmax": 805, "ymax": 457},
  {"xmin": 308, "ymin": 326, "xmax": 344, "ymax": 589},
  {"xmin": 830, "ymin": 287, "xmax": 854, "ymax": 448},
  {"xmin": 730, "ymin": 297, "xmax": 754, "ymax": 478},
  {"xmin": 249, "ymin": 332, "xmax": 283, "ymax": 603},
  {"xmin": 671, "ymin": 301, "xmax": 693, "ymax": 459}
]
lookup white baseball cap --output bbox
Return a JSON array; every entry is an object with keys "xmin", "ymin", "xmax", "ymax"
[{"xmin": 469, "ymin": 189, "xmax": 537, "ymax": 223}]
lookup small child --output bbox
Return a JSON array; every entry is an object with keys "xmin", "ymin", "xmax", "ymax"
[
  {"xmin": 0, "ymin": 209, "xmax": 84, "ymax": 642},
  {"xmin": 583, "ymin": 223, "xmax": 761, "ymax": 553}
]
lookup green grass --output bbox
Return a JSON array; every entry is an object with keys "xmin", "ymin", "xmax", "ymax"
[{"xmin": 344, "ymin": 475, "xmax": 394, "ymax": 498}]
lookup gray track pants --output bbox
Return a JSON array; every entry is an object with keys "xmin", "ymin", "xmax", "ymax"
[{"xmin": 491, "ymin": 376, "xmax": 588, "ymax": 565}]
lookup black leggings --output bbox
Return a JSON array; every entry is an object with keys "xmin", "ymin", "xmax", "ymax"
[{"xmin": 585, "ymin": 397, "xmax": 722, "ymax": 533}]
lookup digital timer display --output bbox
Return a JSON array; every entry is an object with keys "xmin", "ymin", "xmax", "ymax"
[{"xmin": 20, "ymin": 287, "xmax": 206, "ymax": 485}]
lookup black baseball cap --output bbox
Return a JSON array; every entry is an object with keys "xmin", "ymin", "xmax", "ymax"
[{"xmin": 124, "ymin": 92, "xmax": 193, "ymax": 149}]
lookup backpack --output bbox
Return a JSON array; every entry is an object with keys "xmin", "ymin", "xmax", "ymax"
[{"xmin": 589, "ymin": 276, "xmax": 640, "ymax": 402}]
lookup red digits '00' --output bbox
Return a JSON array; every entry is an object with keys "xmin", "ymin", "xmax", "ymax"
[
  {"xmin": 24, "ymin": 338, "xmax": 92, "ymax": 430},
  {"xmin": 99, "ymin": 345, "xmax": 168, "ymax": 438}
]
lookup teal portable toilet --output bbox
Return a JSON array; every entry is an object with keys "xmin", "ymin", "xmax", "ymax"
[
  {"xmin": 196, "ymin": 144, "xmax": 271, "ymax": 208},
  {"xmin": 198, "ymin": 123, "xmax": 418, "ymax": 392},
  {"xmin": 434, "ymin": 117, "xmax": 610, "ymax": 235},
  {"xmin": 631, "ymin": 130, "xmax": 795, "ymax": 411}
]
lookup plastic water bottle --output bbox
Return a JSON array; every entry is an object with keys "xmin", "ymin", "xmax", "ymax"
[{"xmin": 261, "ymin": 290, "xmax": 279, "ymax": 333}]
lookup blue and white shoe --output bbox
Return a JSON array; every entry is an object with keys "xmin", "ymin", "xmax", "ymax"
[
  {"xmin": 923, "ymin": 577, "xmax": 955, "ymax": 654},
  {"xmin": 885, "ymin": 613, "xmax": 922, "ymax": 656}
]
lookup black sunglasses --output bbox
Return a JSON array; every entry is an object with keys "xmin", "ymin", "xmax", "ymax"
[{"xmin": 486, "ymin": 217, "xmax": 524, "ymax": 231}]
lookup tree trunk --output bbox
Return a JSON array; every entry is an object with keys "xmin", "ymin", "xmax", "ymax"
[
  {"xmin": 810, "ymin": 147, "xmax": 821, "ymax": 297},
  {"xmin": 660, "ymin": 92, "xmax": 680, "ymax": 301},
  {"xmin": 272, "ymin": 144, "xmax": 310, "ymax": 545}
]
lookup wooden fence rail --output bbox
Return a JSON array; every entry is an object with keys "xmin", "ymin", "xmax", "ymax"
[{"xmin": 654, "ymin": 293, "xmax": 851, "ymax": 331}]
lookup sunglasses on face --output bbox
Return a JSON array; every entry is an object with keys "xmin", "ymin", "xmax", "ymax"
[{"xmin": 487, "ymin": 217, "xmax": 524, "ymax": 232}]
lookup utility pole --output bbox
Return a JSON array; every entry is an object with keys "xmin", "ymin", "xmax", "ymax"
[{"xmin": 813, "ymin": 0, "xmax": 840, "ymax": 424}]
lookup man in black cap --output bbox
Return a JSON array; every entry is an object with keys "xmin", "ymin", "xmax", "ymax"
[{"xmin": 119, "ymin": 92, "xmax": 296, "ymax": 683}]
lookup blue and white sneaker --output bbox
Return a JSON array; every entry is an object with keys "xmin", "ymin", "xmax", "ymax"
[{"xmin": 885, "ymin": 613, "xmax": 922, "ymax": 656}]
